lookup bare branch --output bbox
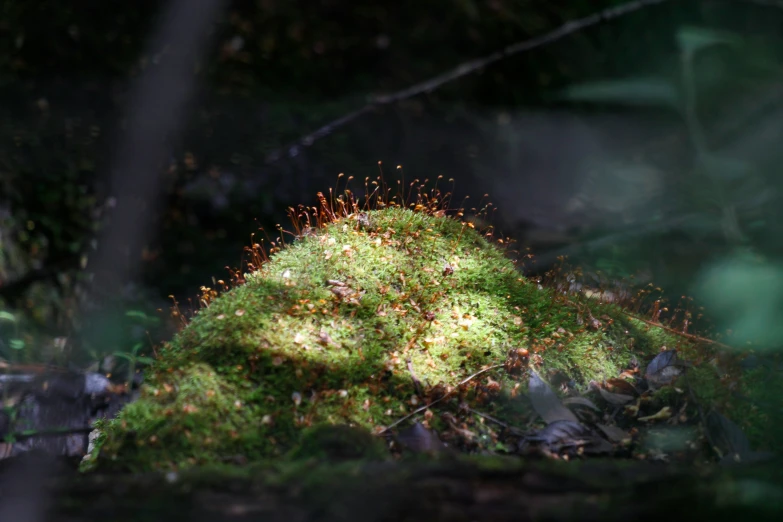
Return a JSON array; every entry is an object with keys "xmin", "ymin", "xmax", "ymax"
[
  {"xmin": 739, "ymin": 0, "xmax": 783, "ymax": 7},
  {"xmin": 265, "ymin": 0, "xmax": 674, "ymax": 164}
]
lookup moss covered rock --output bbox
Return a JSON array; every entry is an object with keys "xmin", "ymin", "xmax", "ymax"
[{"xmin": 88, "ymin": 205, "xmax": 770, "ymax": 471}]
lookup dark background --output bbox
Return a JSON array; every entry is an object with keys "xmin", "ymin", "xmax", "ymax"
[{"xmin": 2, "ymin": 0, "xmax": 783, "ymax": 367}]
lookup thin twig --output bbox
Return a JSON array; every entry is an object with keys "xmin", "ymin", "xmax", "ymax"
[
  {"xmin": 467, "ymin": 406, "xmax": 527, "ymax": 436},
  {"xmin": 379, "ymin": 364, "xmax": 503, "ymax": 434},
  {"xmin": 265, "ymin": 0, "xmax": 673, "ymax": 164},
  {"xmin": 617, "ymin": 309, "xmax": 736, "ymax": 351}
]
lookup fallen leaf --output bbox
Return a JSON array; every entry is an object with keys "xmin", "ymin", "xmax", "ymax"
[
  {"xmin": 595, "ymin": 385, "xmax": 635, "ymax": 405},
  {"xmin": 639, "ymin": 406, "xmax": 672, "ymax": 422},
  {"xmin": 645, "ymin": 350, "xmax": 682, "ymax": 388},
  {"xmin": 646, "ymin": 350, "xmax": 678, "ymax": 376},
  {"xmin": 562, "ymin": 396, "xmax": 601, "ymax": 411},
  {"xmin": 706, "ymin": 410, "xmax": 754, "ymax": 461},
  {"xmin": 596, "ymin": 423, "xmax": 631, "ymax": 443},
  {"xmin": 317, "ymin": 330, "xmax": 339, "ymax": 347},
  {"xmin": 605, "ymin": 378, "xmax": 639, "ymax": 396},
  {"xmin": 528, "ymin": 371, "xmax": 578, "ymax": 424},
  {"xmin": 525, "ymin": 420, "xmax": 590, "ymax": 445},
  {"xmin": 522, "ymin": 420, "xmax": 613, "ymax": 455}
]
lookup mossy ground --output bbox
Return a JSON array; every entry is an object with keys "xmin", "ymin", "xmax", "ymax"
[{"xmin": 88, "ymin": 204, "xmax": 776, "ymax": 472}]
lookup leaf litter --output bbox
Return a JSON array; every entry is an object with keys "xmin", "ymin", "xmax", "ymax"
[{"xmin": 387, "ymin": 348, "xmax": 770, "ymax": 465}]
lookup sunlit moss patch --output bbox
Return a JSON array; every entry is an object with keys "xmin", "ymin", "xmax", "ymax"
[{"xmin": 90, "ymin": 183, "xmax": 773, "ymax": 471}]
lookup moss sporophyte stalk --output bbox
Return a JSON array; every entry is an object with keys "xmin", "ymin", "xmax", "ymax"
[{"xmin": 83, "ymin": 175, "xmax": 777, "ymax": 471}]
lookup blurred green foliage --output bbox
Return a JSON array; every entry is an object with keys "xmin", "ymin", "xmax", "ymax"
[
  {"xmin": 558, "ymin": 22, "xmax": 783, "ymax": 346},
  {"xmin": 694, "ymin": 250, "xmax": 783, "ymax": 348}
]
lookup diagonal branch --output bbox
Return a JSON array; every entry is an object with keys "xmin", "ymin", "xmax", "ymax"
[
  {"xmin": 740, "ymin": 0, "xmax": 783, "ymax": 7},
  {"xmin": 265, "ymin": 0, "xmax": 674, "ymax": 164}
]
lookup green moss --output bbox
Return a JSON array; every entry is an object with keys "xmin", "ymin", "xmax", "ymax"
[
  {"xmin": 91, "ymin": 207, "xmax": 762, "ymax": 470},
  {"xmin": 96, "ymin": 363, "xmax": 275, "ymax": 471},
  {"xmin": 687, "ymin": 361, "xmax": 782, "ymax": 452},
  {"xmin": 735, "ymin": 366, "xmax": 783, "ymax": 449},
  {"xmin": 286, "ymin": 424, "xmax": 388, "ymax": 461}
]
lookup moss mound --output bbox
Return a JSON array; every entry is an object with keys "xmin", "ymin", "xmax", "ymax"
[{"xmin": 89, "ymin": 206, "xmax": 770, "ymax": 471}]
